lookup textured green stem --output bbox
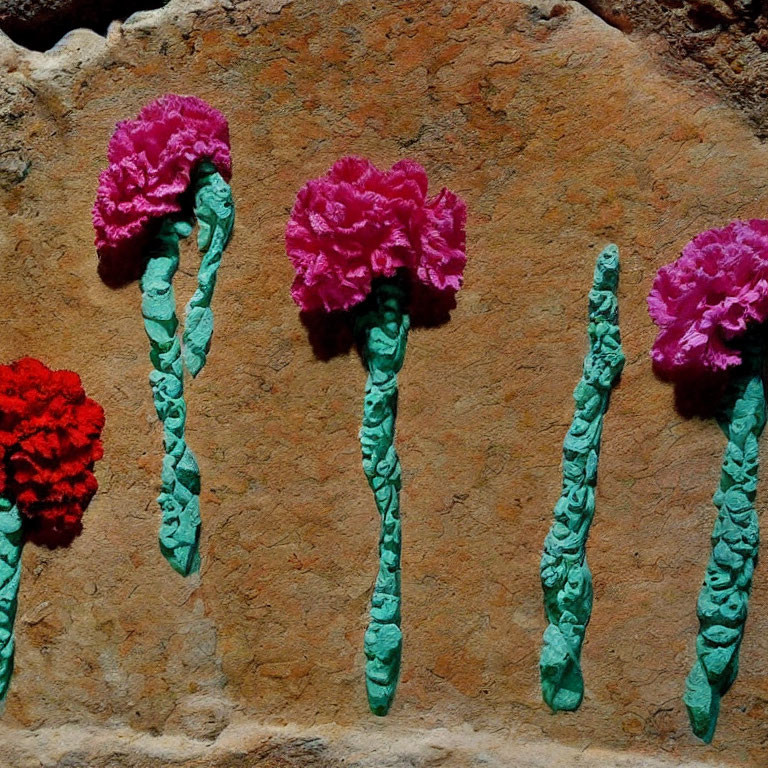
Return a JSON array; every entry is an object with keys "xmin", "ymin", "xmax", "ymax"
[
  {"xmin": 684, "ymin": 340, "xmax": 766, "ymax": 743},
  {"xmin": 141, "ymin": 217, "xmax": 201, "ymax": 576},
  {"xmin": 0, "ymin": 499, "xmax": 23, "ymax": 702},
  {"xmin": 141, "ymin": 163, "xmax": 233, "ymax": 576},
  {"xmin": 183, "ymin": 161, "xmax": 235, "ymax": 378},
  {"xmin": 355, "ymin": 278, "xmax": 410, "ymax": 716},
  {"xmin": 539, "ymin": 244, "xmax": 625, "ymax": 712}
]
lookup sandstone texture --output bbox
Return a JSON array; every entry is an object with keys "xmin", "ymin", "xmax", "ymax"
[
  {"xmin": 576, "ymin": 0, "xmax": 768, "ymax": 136},
  {"xmin": 2, "ymin": 0, "xmax": 768, "ymax": 766}
]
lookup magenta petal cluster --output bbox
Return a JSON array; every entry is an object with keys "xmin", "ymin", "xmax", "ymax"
[
  {"xmin": 93, "ymin": 94, "xmax": 231, "ymax": 283},
  {"xmin": 286, "ymin": 156, "xmax": 467, "ymax": 312},
  {"xmin": 648, "ymin": 219, "xmax": 768, "ymax": 376}
]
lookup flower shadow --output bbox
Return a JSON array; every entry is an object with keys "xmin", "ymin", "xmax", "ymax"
[
  {"xmin": 25, "ymin": 518, "xmax": 83, "ymax": 549},
  {"xmin": 300, "ymin": 280, "xmax": 458, "ymax": 363},
  {"xmin": 97, "ymin": 226, "xmax": 155, "ymax": 289},
  {"xmin": 300, "ymin": 309, "xmax": 357, "ymax": 362},
  {"xmin": 652, "ymin": 360, "xmax": 728, "ymax": 420}
]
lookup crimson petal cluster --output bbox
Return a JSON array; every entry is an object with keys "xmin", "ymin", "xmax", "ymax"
[
  {"xmin": 648, "ymin": 219, "xmax": 768, "ymax": 376},
  {"xmin": 286, "ymin": 156, "xmax": 466, "ymax": 312},
  {"xmin": 93, "ymin": 93, "xmax": 231, "ymax": 284},
  {"xmin": 0, "ymin": 358, "xmax": 105, "ymax": 547}
]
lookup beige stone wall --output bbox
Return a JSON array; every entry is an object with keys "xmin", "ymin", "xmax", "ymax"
[{"xmin": 1, "ymin": 1, "xmax": 768, "ymax": 765}]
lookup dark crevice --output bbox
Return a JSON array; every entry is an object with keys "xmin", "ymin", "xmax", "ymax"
[
  {"xmin": 572, "ymin": 0, "xmax": 634, "ymax": 32},
  {"xmin": 0, "ymin": 0, "xmax": 171, "ymax": 52}
]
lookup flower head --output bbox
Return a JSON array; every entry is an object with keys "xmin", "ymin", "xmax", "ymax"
[
  {"xmin": 286, "ymin": 156, "xmax": 466, "ymax": 312},
  {"xmin": 93, "ymin": 94, "xmax": 231, "ymax": 286},
  {"xmin": 0, "ymin": 358, "xmax": 105, "ymax": 547},
  {"xmin": 648, "ymin": 219, "xmax": 768, "ymax": 377}
]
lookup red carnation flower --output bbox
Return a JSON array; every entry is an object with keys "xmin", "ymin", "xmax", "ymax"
[{"xmin": 0, "ymin": 358, "xmax": 105, "ymax": 547}]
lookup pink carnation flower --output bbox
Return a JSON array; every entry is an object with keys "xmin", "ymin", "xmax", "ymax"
[
  {"xmin": 93, "ymin": 94, "xmax": 231, "ymax": 285},
  {"xmin": 286, "ymin": 156, "xmax": 466, "ymax": 312},
  {"xmin": 648, "ymin": 219, "xmax": 768, "ymax": 376},
  {"xmin": 286, "ymin": 156, "xmax": 409, "ymax": 312}
]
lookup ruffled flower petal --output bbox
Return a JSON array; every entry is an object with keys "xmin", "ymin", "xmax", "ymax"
[
  {"xmin": 0, "ymin": 358, "xmax": 105, "ymax": 547},
  {"xmin": 93, "ymin": 94, "xmax": 231, "ymax": 283},
  {"xmin": 648, "ymin": 219, "xmax": 768, "ymax": 376},
  {"xmin": 286, "ymin": 156, "xmax": 467, "ymax": 312}
]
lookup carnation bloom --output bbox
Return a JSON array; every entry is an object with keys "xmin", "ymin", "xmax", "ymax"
[
  {"xmin": 287, "ymin": 156, "xmax": 468, "ymax": 716},
  {"xmin": 648, "ymin": 219, "xmax": 768, "ymax": 376},
  {"xmin": 93, "ymin": 93, "xmax": 234, "ymax": 577},
  {"xmin": 649, "ymin": 219, "xmax": 768, "ymax": 742},
  {"xmin": 0, "ymin": 358, "xmax": 105, "ymax": 546},
  {"xmin": 286, "ymin": 156, "xmax": 467, "ymax": 312},
  {"xmin": 93, "ymin": 94, "xmax": 231, "ymax": 285}
]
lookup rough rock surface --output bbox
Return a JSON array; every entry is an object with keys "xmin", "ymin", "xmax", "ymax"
[
  {"xmin": 576, "ymin": 0, "xmax": 768, "ymax": 136},
  {"xmin": 0, "ymin": 0, "xmax": 171, "ymax": 51},
  {"xmin": 1, "ymin": 0, "xmax": 768, "ymax": 766}
]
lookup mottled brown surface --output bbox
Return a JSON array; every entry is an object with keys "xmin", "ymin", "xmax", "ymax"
[
  {"xmin": 1, "ymin": 0, "xmax": 768, "ymax": 765},
  {"xmin": 575, "ymin": 0, "xmax": 768, "ymax": 137}
]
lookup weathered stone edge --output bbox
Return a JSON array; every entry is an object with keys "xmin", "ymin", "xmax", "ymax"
[
  {"xmin": 0, "ymin": 0, "xmax": 292, "ymax": 74},
  {"xmin": 0, "ymin": 720, "xmax": 736, "ymax": 767}
]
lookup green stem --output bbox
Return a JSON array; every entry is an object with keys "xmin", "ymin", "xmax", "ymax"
[
  {"xmin": 141, "ymin": 218, "xmax": 201, "ymax": 576},
  {"xmin": 355, "ymin": 278, "xmax": 410, "ymax": 716},
  {"xmin": 140, "ymin": 162, "xmax": 233, "ymax": 576},
  {"xmin": 684, "ymin": 340, "xmax": 766, "ymax": 743},
  {"xmin": 539, "ymin": 245, "xmax": 625, "ymax": 711},
  {"xmin": 183, "ymin": 161, "xmax": 235, "ymax": 378},
  {"xmin": 0, "ymin": 498, "xmax": 23, "ymax": 702}
]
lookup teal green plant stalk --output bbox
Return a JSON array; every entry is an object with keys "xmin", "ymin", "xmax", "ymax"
[
  {"xmin": 539, "ymin": 244, "xmax": 625, "ymax": 712},
  {"xmin": 142, "ymin": 217, "xmax": 201, "ymax": 576},
  {"xmin": 141, "ymin": 160, "xmax": 234, "ymax": 576},
  {"xmin": 183, "ymin": 161, "xmax": 235, "ymax": 377},
  {"xmin": 0, "ymin": 498, "xmax": 23, "ymax": 701},
  {"xmin": 684, "ymin": 338, "xmax": 766, "ymax": 743},
  {"xmin": 355, "ymin": 278, "xmax": 410, "ymax": 716}
]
